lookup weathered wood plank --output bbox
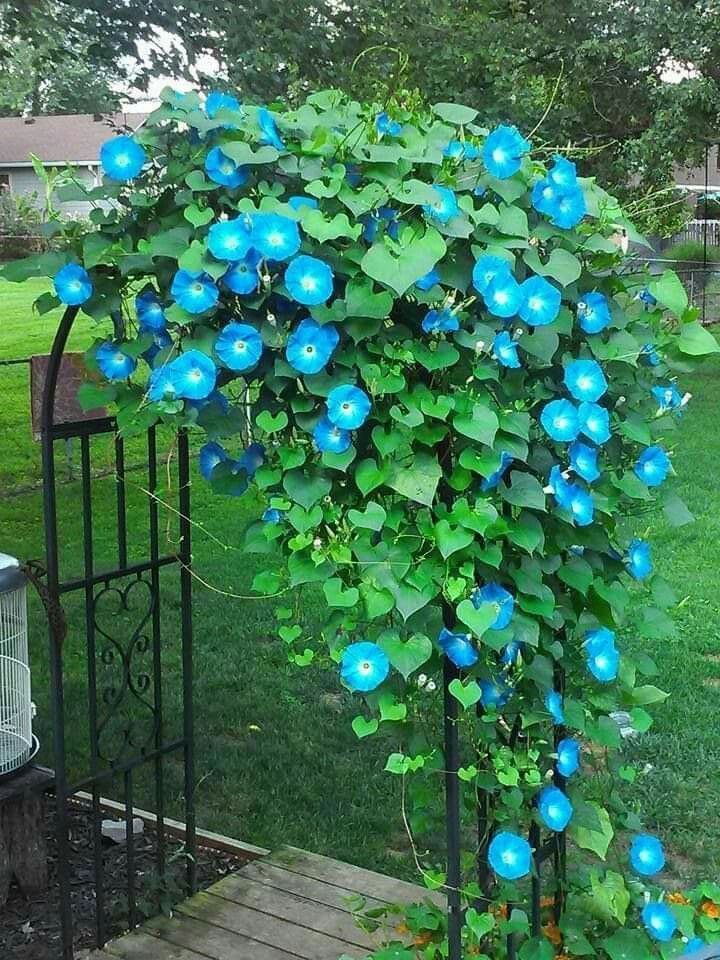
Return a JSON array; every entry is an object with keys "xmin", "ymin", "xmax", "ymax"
[
  {"xmin": 266, "ymin": 845, "xmax": 444, "ymax": 908},
  {"xmin": 104, "ymin": 930, "xmax": 209, "ymax": 958},
  {"xmin": 177, "ymin": 889, "xmax": 365, "ymax": 959},
  {"xmin": 142, "ymin": 911, "xmax": 299, "ymax": 960},
  {"xmin": 220, "ymin": 859, "xmax": 387, "ymax": 913},
  {"xmin": 207, "ymin": 873, "xmax": 373, "ymax": 948}
]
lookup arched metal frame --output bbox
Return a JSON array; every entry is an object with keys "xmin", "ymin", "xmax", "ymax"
[
  {"xmin": 442, "ymin": 655, "xmax": 567, "ymax": 959},
  {"xmin": 41, "ymin": 306, "xmax": 197, "ymax": 959}
]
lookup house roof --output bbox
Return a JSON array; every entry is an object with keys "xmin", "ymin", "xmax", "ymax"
[{"xmin": 0, "ymin": 112, "xmax": 147, "ymax": 167}]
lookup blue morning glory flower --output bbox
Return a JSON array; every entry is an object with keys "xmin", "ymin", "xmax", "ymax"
[
  {"xmin": 639, "ymin": 288, "xmax": 658, "ymax": 308},
  {"xmin": 474, "ymin": 582, "xmax": 514, "ymax": 629},
  {"xmin": 626, "ymin": 539, "xmax": 653, "ymax": 580},
  {"xmin": 238, "ymin": 441, "xmax": 265, "ymax": 475},
  {"xmin": 493, "ymin": 331, "xmax": 521, "ymax": 368},
  {"xmin": 136, "ymin": 290, "xmax": 166, "ymax": 332},
  {"xmin": 223, "ymin": 250, "xmax": 263, "ymax": 294},
  {"xmin": 483, "ymin": 125, "xmax": 531, "ymax": 179},
  {"xmin": 444, "ymin": 140, "xmax": 479, "ymax": 161},
  {"xmin": 556, "ymin": 738, "xmax": 581, "ymax": 778},
  {"xmin": 257, "ymin": 107, "xmax": 285, "ymax": 150},
  {"xmin": 545, "ymin": 690, "xmax": 565, "ymax": 724},
  {"xmin": 585, "ymin": 627, "xmax": 619, "ymax": 683},
  {"xmin": 541, "ymin": 399, "xmax": 580, "ymax": 442},
  {"xmin": 634, "ymin": 445, "xmax": 671, "ymax": 487},
  {"xmin": 422, "ymin": 307, "xmax": 459, "ymax": 334},
  {"xmin": 500, "ymin": 639, "xmax": 523, "ymax": 667},
  {"xmin": 642, "ymin": 902, "xmax": 677, "ymax": 943},
  {"xmin": 479, "ymin": 676, "xmax": 514, "ymax": 709},
  {"xmin": 359, "ymin": 212, "xmax": 381, "ymax": 243},
  {"xmin": 53, "ymin": 263, "xmax": 93, "ymax": 305},
  {"xmin": 314, "ymin": 416, "xmax": 352, "ymax": 454},
  {"xmin": 652, "ymin": 384, "xmax": 684, "ymax": 414},
  {"xmin": 485, "ymin": 273, "xmax": 524, "ymax": 319},
  {"xmin": 170, "ymin": 269, "xmax": 220, "ymax": 314},
  {"xmin": 286, "ymin": 318, "xmax": 339, "ymax": 374},
  {"xmin": 206, "ymin": 90, "xmax": 240, "ymax": 118},
  {"xmin": 548, "ymin": 465, "xmax": 574, "ymax": 509},
  {"xmin": 378, "ymin": 206, "xmax": 401, "ymax": 240},
  {"xmin": 538, "ymin": 786, "xmax": 573, "ymax": 832},
  {"xmin": 519, "ymin": 276, "xmax": 561, "ymax": 327},
  {"xmin": 96, "ymin": 342, "xmax": 136, "ymax": 381},
  {"xmin": 340, "ymin": 641, "xmax": 389, "ymax": 692},
  {"xmin": 147, "ymin": 366, "xmax": 178, "ymax": 402},
  {"xmin": 416, "ymin": 268, "xmax": 441, "ymax": 291},
  {"xmin": 578, "ymin": 402, "xmax": 611, "ymax": 444},
  {"xmin": 481, "ymin": 452, "xmax": 513, "ymax": 491},
  {"xmin": 549, "ymin": 188, "xmax": 587, "ymax": 230},
  {"xmin": 205, "ymin": 147, "xmax": 248, "ymax": 188},
  {"xmin": 564, "ymin": 359, "xmax": 608, "ymax": 402},
  {"xmin": 423, "ymin": 185, "xmax": 459, "ymax": 224},
  {"xmin": 488, "ymin": 831, "xmax": 532, "ymax": 880},
  {"xmin": 685, "ymin": 939, "xmax": 705, "ymax": 956},
  {"xmin": 199, "ymin": 441, "xmax": 227, "ymax": 480},
  {"xmin": 569, "ymin": 441, "xmax": 600, "ymax": 483},
  {"xmin": 630, "ymin": 834, "xmax": 665, "ymax": 876},
  {"xmin": 287, "ymin": 195, "xmax": 319, "ymax": 212},
  {"xmin": 100, "ymin": 135, "xmax": 146, "ymax": 181},
  {"xmin": 548, "ymin": 155, "xmax": 579, "ymax": 190},
  {"xmin": 285, "ymin": 255, "xmax": 334, "ymax": 305},
  {"xmin": 263, "ymin": 507, "xmax": 285, "ymax": 523},
  {"xmin": 472, "ymin": 254, "xmax": 512, "ymax": 295},
  {"xmin": 578, "ymin": 292, "xmax": 611, "ymax": 334},
  {"xmin": 142, "ymin": 329, "xmax": 172, "ymax": 365},
  {"xmin": 215, "ymin": 322, "xmax": 263, "ymax": 372},
  {"xmin": 531, "ymin": 178, "xmax": 561, "ymax": 217},
  {"xmin": 375, "ymin": 112, "xmax": 402, "ymax": 136},
  {"xmin": 569, "ymin": 486, "xmax": 595, "ymax": 526},
  {"xmin": 208, "ymin": 217, "xmax": 253, "ymax": 261},
  {"xmin": 251, "ymin": 213, "xmax": 301, "ymax": 261},
  {"xmin": 167, "ymin": 349, "xmax": 217, "ymax": 400},
  {"xmin": 438, "ymin": 628, "xmax": 478, "ymax": 668},
  {"xmin": 327, "ymin": 384, "xmax": 371, "ymax": 429},
  {"xmin": 186, "ymin": 388, "xmax": 228, "ymax": 414}
]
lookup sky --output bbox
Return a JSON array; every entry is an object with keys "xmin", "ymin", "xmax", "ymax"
[{"xmin": 117, "ymin": 35, "xmax": 220, "ymax": 112}]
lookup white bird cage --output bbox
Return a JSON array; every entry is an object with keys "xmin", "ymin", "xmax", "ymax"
[{"xmin": 0, "ymin": 553, "xmax": 35, "ymax": 779}]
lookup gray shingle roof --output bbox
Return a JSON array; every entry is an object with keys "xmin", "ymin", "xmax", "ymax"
[{"xmin": 0, "ymin": 112, "xmax": 147, "ymax": 166}]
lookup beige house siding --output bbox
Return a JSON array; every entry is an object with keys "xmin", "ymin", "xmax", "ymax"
[{"xmin": 1, "ymin": 164, "xmax": 99, "ymax": 218}]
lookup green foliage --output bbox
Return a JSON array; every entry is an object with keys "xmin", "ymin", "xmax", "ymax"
[{"xmin": 7, "ymin": 87, "xmax": 720, "ymax": 959}]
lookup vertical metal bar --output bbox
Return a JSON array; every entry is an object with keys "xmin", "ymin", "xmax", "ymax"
[
  {"xmin": 115, "ymin": 434, "xmax": 128, "ymax": 569},
  {"xmin": 80, "ymin": 434, "xmax": 106, "ymax": 948},
  {"xmin": 40, "ymin": 307, "xmax": 77, "ymax": 960},
  {"xmin": 178, "ymin": 428, "xmax": 196, "ymax": 894},
  {"xmin": 443, "ymin": 655, "xmax": 462, "ymax": 960},
  {"xmin": 148, "ymin": 427, "xmax": 167, "ymax": 892},
  {"xmin": 529, "ymin": 820, "xmax": 541, "ymax": 936},
  {"xmin": 703, "ymin": 142, "xmax": 710, "ymax": 325},
  {"xmin": 124, "ymin": 769, "xmax": 137, "ymax": 930}
]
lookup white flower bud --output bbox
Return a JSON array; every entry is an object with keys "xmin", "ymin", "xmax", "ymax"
[
  {"xmin": 425, "ymin": 680, "xmax": 437, "ymax": 693},
  {"xmin": 417, "ymin": 674, "xmax": 428, "ymax": 687},
  {"xmin": 313, "ymin": 537, "xmax": 322, "ymax": 549}
]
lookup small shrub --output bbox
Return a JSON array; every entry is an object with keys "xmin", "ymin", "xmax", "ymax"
[{"xmin": 0, "ymin": 190, "xmax": 45, "ymax": 259}]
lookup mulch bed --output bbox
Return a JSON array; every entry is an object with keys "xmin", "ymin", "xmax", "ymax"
[{"xmin": 2, "ymin": 796, "xmax": 250, "ymax": 959}]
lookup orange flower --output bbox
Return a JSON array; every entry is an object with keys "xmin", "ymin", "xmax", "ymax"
[
  {"xmin": 701, "ymin": 900, "xmax": 720, "ymax": 919},
  {"xmin": 492, "ymin": 902, "xmax": 509, "ymax": 920},
  {"xmin": 668, "ymin": 892, "xmax": 690, "ymax": 905},
  {"xmin": 542, "ymin": 922, "xmax": 563, "ymax": 946}
]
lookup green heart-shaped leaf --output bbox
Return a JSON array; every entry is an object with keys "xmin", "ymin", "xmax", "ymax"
[
  {"xmin": 448, "ymin": 678, "xmax": 482, "ymax": 710},
  {"xmin": 283, "ymin": 469, "xmax": 331, "ymax": 509},
  {"xmin": 456, "ymin": 598, "xmax": 497, "ymax": 639},
  {"xmin": 352, "ymin": 716, "xmax": 379, "ymax": 739},
  {"xmin": 323, "ymin": 578, "xmax": 359, "ymax": 608},
  {"xmin": 434, "ymin": 520, "xmax": 475, "ymax": 559},
  {"xmin": 256, "ymin": 410, "xmax": 288, "ymax": 433},
  {"xmin": 184, "ymin": 204, "xmax": 214, "ymax": 228},
  {"xmin": 453, "ymin": 403, "xmax": 499, "ymax": 446},
  {"xmin": 379, "ymin": 631, "xmax": 432, "ymax": 680},
  {"xmin": 458, "ymin": 764, "xmax": 479, "ymax": 782},
  {"xmin": 348, "ymin": 501, "xmax": 387, "ymax": 531},
  {"xmin": 379, "ymin": 693, "xmax": 407, "ymax": 722},
  {"xmin": 361, "ymin": 226, "xmax": 446, "ymax": 296}
]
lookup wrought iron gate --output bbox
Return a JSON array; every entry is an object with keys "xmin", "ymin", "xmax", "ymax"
[{"xmin": 41, "ymin": 306, "xmax": 197, "ymax": 959}]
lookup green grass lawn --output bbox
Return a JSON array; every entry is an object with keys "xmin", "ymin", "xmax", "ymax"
[{"xmin": 0, "ymin": 277, "xmax": 719, "ymax": 883}]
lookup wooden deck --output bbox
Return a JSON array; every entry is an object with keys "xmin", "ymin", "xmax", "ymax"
[{"xmin": 90, "ymin": 846, "xmax": 441, "ymax": 960}]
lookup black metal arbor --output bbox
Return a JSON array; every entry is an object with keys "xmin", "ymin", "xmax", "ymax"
[{"xmin": 41, "ymin": 305, "xmax": 197, "ymax": 959}]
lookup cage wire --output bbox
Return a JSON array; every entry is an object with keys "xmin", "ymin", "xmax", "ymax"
[{"xmin": 0, "ymin": 554, "xmax": 33, "ymax": 779}]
